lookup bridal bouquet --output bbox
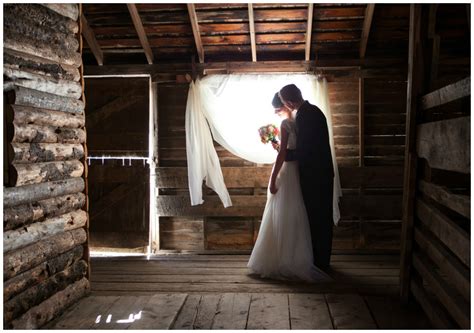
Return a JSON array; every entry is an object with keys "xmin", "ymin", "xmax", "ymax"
[{"xmin": 258, "ymin": 124, "xmax": 279, "ymax": 144}]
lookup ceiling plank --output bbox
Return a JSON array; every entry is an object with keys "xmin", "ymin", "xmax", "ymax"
[
  {"xmin": 81, "ymin": 13, "xmax": 104, "ymax": 66},
  {"xmin": 187, "ymin": 3, "xmax": 204, "ymax": 63},
  {"xmin": 305, "ymin": 3, "xmax": 314, "ymax": 61},
  {"xmin": 359, "ymin": 4, "xmax": 375, "ymax": 59},
  {"xmin": 248, "ymin": 3, "xmax": 257, "ymax": 62},
  {"xmin": 127, "ymin": 4, "xmax": 154, "ymax": 64}
]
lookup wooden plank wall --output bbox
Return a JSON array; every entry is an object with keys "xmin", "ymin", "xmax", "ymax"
[
  {"xmin": 85, "ymin": 77, "xmax": 149, "ymax": 251},
  {"xmin": 399, "ymin": 4, "xmax": 470, "ymax": 329},
  {"xmin": 156, "ymin": 76, "xmax": 406, "ymax": 253},
  {"xmin": 3, "ymin": 4, "xmax": 89, "ymax": 329}
]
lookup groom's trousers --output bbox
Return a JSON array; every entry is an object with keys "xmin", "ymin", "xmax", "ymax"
[{"xmin": 299, "ymin": 168, "xmax": 334, "ymax": 269}]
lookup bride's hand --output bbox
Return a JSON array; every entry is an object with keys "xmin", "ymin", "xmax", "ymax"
[
  {"xmin": 270, "ymin": 182, "xmax": 278, "ymax": 194},
  {"xmin": 271, "ymin": 142, "xmax": 280, "ymax": 152}
]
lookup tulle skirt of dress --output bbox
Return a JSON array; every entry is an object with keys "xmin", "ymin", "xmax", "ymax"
[{"xmin": 247, "ymin": 161, "xmax": 330, "ymax": 282}]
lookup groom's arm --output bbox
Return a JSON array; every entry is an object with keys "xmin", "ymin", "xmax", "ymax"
[{"xmin": 285, "ymin": 149, "xmax": 297, "ymax": 161}]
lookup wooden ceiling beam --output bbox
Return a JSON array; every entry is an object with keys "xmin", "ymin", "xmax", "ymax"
[
  {"xmin": 187, "ymin": 3, "xmax": 204, "ymax": 63},
  {"xmin": 305, "ymin": 3, "xmax": 314, "ymax": 61},
  {"xmin": 359, "ymin": 4, "xmax": 375, "ymax": 59},
  {"xmin": 80, "ymin": 13, "xmax": 104, "ymax": 66},
  {"xmin": 248, "ymin": 3, "xmax": 257, "ymax": 62},
  {"xmin": 127, "ymin": 4, "xmax": 154, "ymax": 64}
]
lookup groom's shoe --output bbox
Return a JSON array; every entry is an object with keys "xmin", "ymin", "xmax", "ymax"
[{"xmin": 315, "ymin": 262, "xmax": 332, "ymax": 274}]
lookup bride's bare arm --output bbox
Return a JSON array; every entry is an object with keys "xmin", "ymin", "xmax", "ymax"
[{"xmin": 270, "ymin": 124, "xmax": 289, "ymax": 194}]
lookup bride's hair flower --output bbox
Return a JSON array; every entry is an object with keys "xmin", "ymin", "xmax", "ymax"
[{"xmin": 258, "ymin": 124, "xmax": 279, "ymax": 144}]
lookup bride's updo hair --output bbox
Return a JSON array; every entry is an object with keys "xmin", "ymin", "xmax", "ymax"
[{"xmin": 272, "ymin": 92, "xmax": 284, "ymax": 108}]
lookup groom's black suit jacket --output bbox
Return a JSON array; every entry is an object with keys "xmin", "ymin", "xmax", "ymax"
[
  {"xmin": 292, "ymin": 101, "xmax": 334, "ymax": 177},
  {"xmin": 287, "ymin": 100, "xmax": 334, "ymax": 268}
]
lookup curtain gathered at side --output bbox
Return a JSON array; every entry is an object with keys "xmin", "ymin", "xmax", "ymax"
[{"xmin": 185, "ymin": 74, "xmax": 342, "ymax": 225}]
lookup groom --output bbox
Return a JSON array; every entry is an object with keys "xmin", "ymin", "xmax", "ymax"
[{"xmin": 279, "ymin": 84, "xmax": 334, "ymax": 270}]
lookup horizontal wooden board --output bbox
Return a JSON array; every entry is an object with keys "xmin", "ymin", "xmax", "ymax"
[
  {"xmin": 416, "ymin": 116, "xmax": 470, "ymax": 174},
  {"xmin": 412, "ymin": 251, "xmax": 469, "ymax": 328},
  {"xmin": 156, "ymin": 194, "xmax": 401, "ymax": 219},
  {"xmin": 416, "ymin": 198, "xmax": 470, "ymax": 268},
  {"xmin": 206, "ymin": 218, "xmax": 254, "ymax": 250},
  {"xmin": 421, "ymin": 77, "xmax": 470, "ymax": 110},
  {"xmin": 156, "ymin": 166, "xmax": 403, "ymax": 189},
  {"xmin": 414, "ymin": 226, "xmax": 470, "ymax": 300},
  {"xmin": 418, "ymin": 180, "xmax": 470, "ymax": 219}
]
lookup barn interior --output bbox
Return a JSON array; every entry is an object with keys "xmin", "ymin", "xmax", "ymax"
[{"xmin": 3, "ymin": 3, "xmax": 471, "ymax": 330}]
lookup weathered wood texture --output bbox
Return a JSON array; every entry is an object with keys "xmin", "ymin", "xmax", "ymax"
[
  {"xmin": 11, "ymin": 123, "xmax": 86, "ymax": 144},
  {"xmin": 11, "ymin": 105, "xmax": 85, "ymax": 128},
  {"xmin": 11, "ymin": 160, "xmax": 84, "ymax": 186},
  {"xmin": 4, "ymin": 193, "xmax": 86, "ymax": 230},
  {"xmin": 11, "ymin": 143, "xmax": 85, "ymax": 164},
  {"xmin": 398, "ymin": 4, "xmax": 471, "ymax": 329},
  {"xmin": 421, "ymin": 77, "xmax": 470, "ymax": 110},
  {"xmin": 4, "ymin": 228, "xmax": 87, "ymax": 280},
  {"xmin": 4, "ymin": 246, "xmax": 84, "ymax": 301},
  {"xmin": 4, "ymin": 178, "xmax": 85, "ymax": 207},
  {"xmin": 4, "ymin": 49, "xmax": 80, "ymax": 82},
  {"xmin": 9, "ymin": 86, "xmax": 85, "ymax": 114},
  {"xmin": 417, "ymin": 116, "xmax": 470, "ymax": 174},
  {"xmin": 3, "ymin": 4, "xmax": 88, "ymax": 329},
  {"xmin": 4, "ymin": 259, "xmax": 88, "ymax": 324},
  {"xmin": 10, "ymin": 277, "xmax": 90, "ymax": 329},
  {"xmin": 4, "ymin": 210, "xmax": 87, "ymax": 253},
  {"xmin": 48, "ymin": 289, "xmax": 431, "ymax": 329}
]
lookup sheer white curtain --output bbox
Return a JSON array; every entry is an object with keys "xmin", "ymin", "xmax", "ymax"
[{"xmin": 185, "ymin": 74, "xmax": 342, "ymax": 225}]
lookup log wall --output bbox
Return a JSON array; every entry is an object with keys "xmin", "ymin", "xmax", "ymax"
[
  {"xmin": 3, "ymin": 4, "xmax": 89, "ymax": 329},
  {"xmin": 399, "ymin": 4, "xmax": 470, "ymax": 329},
  {"xmin": 156, "ymin": 75, "xmax": 406, "ymax": 253}
]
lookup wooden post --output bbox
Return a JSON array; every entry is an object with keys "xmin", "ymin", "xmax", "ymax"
[
  {"xmin": 426, "ymin": 4, "xmax": 440, "ymax": 90},
  {"xmin": 79, "ymin": 3, "xmax": 90, "ymax": 282},
  {"xmin": 248, "ymin": 3, "xmax": 257, "ymax": 62},
  {"xmin": 149, "ymin": 80, "xmax": 160, "ymax": 254},
  {"xmin": 400, "ymin": 4, "xmax": 424, "ymax": 303},
  {"xmin": 305, "ymin": 3, "xmax": 314, "ymax": 61},
  {"xmin": 358, "ymin": 76, "xmax": 366, "ymax": 248}
]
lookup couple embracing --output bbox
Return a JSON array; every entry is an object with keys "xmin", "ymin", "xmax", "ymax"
[{"xmin": 248, "ymin": 84, "xmax": 334, "ymax": 282}]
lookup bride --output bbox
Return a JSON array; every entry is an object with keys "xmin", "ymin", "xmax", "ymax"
[{"xmin": 247, "ymin": 93, "xmax": 331, "ymax": 282}]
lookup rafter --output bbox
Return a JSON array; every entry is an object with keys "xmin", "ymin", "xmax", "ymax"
[
  {"xmin": 187, "ymin": 3, "xmax": 204, "ymax": 63},
  {"xmin": 359, "ymin": 4, "xmax": 375, "ymax": 59},
  {"xmin": 127, "ymin": 4, "xmax": 154, "ymax": 64},
  {"xmin": 80, "ymin": 13, "xmax": 103, "ymax": 66},
  {"xmin": 305, "ymin": 3, "xmax": 314, "ymax": 61},
  {"xmin": 248, "ymin": 3, "xmax": 257, "ymax": 62}
]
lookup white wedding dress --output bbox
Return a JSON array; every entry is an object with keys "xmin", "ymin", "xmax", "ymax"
[{"xmin": 248, "ymin": 119, "xmax": 331, "ymax": 282}]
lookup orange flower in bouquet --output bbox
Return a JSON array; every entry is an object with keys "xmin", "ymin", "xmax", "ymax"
[{"xmin": 258, "ymin": 124, "xmax": 279, "ymax": 145}]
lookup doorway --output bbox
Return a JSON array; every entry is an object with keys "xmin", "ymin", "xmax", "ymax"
[{"xmin": 85, "ymin": 76, "xmax": 150, "ymax": 254}]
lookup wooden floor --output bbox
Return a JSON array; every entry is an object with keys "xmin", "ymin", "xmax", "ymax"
[{"xmin": 46, "ymin": 254, "xmax": 432, "ymax": 329}]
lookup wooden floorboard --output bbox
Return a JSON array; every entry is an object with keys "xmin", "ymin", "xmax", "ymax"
[
  {"xmin": 128, "ymin": 294, "xmax": 187, "ymax": 329},
  {"xmin": 46, "ymin": 254, "xmax": 432, "ymax": 329},
  {"xmin": 212, "ymin": 293, "xmax": 251, "ymax": 329},
  {"xmin": 171, "ymin": 294, "xmax": 201, "ymax": 329},
  {"xmin": 247, "ymin": 293, "xmax": 290, "ymax": 329},
  {"xmin": 325, "ymin": 293, "xmax": 377, "ymax": 329},
  {"xmin": 90, "ymin": 254, "xmax": 400, "ymax": 296},
  {"xmin": 289, "ymin": 293, "xmax": 333, "ymax": 329}
]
